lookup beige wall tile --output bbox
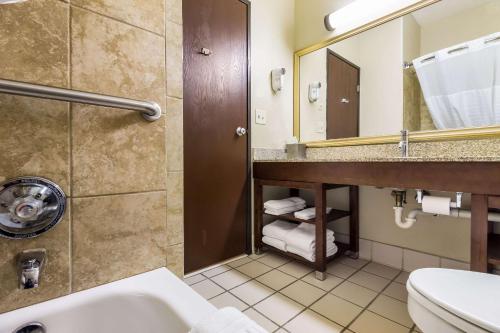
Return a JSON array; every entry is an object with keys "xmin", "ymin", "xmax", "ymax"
[
  {"xmin": 0, "ymin": 96, "xmax": 70, "ymax": 194},
  {"xmin": 0, "ymin": 213, "xmax": 70, "ymax": 313},
  {"xmin": 403, "ymin": 249, "xmax": 439, "ymax": 272},
  {"xmin": 72, "ymin": 105, "xmax": 166, "ymax": 196},
  {"xmin": 71, "ymin": 7, "xmax": 166, "ymax": 110},
  {"xmin": 0, "ymin": 0, "xmax": 68, "ymax": 86},
  {"xmin": 166, "ymin": 20, "xmax": 183, "ymax": 98},
  {"xmin": 166, "ymin": 97, "xmax": 184, "ymax": 172},
  {"xmin": 372, "ymin": 242, "xmax": 403, "ymax": 269},
  {"xmin": 72, "ymin": 192, "xmax": 167, "ymax": 291},
  {"xmin": 167, "ymin": 172, "xmax": 184, "ymax": 245},
  {"xmin": 166, "ymin": 0, "xmax": 183, "ymax": 25},
  {"xmin": 167, "ymin": 243, "xmax": 184, "ymax": 277},
  {"xmin": 72, "ymin": 0, "xmax": 165, "ymax": 35}
]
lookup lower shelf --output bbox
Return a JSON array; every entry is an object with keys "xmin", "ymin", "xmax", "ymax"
[
  {"xmin": 488, "ymin": 233, "xmax": 500, "ymax": 266},
  {"xmin": 262, "ymin": 242, "xmax": 349, "ymax": 269}
]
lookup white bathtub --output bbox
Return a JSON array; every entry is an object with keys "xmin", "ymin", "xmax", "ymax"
[{"xmin": 0, "ymin": 268, "xmax": 216, "ymax": 333}]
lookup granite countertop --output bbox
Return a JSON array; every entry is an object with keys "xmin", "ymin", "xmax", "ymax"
[{"xmin": 254, "ymin": 156, "xmax": 500, "ymax": 163}]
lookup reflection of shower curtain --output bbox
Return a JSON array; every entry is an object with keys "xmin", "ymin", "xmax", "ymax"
[{"xmin": 413, "ymin": 32, "xmax": 500, "ymax": 130}]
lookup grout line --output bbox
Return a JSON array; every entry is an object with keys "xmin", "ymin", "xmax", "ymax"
[
  {"xmin": 68, "ymin": 3, "xmax": 74, "ymax": 293},
  {"xmin": 70, "ymin": 189, "xmax": 167, "ymax": 199},
  {"xmin": 69, "ymin": 3, "xmax": 165, "ymax": 38}
]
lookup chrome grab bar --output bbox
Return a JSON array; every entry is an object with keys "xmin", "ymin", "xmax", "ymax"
[{"xmin": 0, "ymin": 78, "xmax": 162, "ymax": 121}]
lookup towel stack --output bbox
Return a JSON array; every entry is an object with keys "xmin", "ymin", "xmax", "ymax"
[
  {"xmin": 262, "ymin": 219, "xmax": 337, "ymax": 262},
  {"xmin": 264, "ymin": 197, "xmax": 306, "ymax": 215},
  {"xmin": 294, "ymin": 207, "xmax": 333, "ymax": 220}
]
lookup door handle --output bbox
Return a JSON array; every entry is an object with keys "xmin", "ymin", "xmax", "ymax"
[
  {"xmin": 200, "ymin": 48, "xmax": 212, "ymax": 56},
  {"xmin": 340, "ymin": 98, "xmax": 350, "ymax": 104},
  {"xmin": 235, "ymin": 127, "xmax": 247, "ymax": 136}
]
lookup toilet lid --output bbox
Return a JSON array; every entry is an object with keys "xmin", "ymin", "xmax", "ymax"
[{"xmin": 409, "ymin": 268, "xmax": 500, "ymax": 332}]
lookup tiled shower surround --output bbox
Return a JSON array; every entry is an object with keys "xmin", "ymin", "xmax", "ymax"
[{"xmin": 0, "ymin": 0, "xmax": 184, "ymax": 313}]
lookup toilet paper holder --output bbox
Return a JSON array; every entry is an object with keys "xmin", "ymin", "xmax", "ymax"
[{"xmin": 416, "ymin": 189, "xmax": 463, "ymax": 208}]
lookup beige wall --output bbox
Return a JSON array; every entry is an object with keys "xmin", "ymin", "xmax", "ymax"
[
  {"xmin": 251, "ymin": 0, "xmax": 296, "ymax": 149},
  {"xmin": 420, "ymin": 1, "xmax": 500, "ymax": 55},
  {"xmin": 0, "ymin": 0, "xmax": 184, "ymax": 313}
]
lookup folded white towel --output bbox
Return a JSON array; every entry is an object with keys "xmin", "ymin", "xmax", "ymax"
[
  {"xmin": 287, "ymin": 243, "xmax": 338, "ymax": 262},
  {"xmin": 285, "ymin": 223, "xmax": 334, "ymax": 253},
  {"xmin": 262, "ymin": 236, "xmax": 287, "ymax": 251},
  {"xmin": 265, "ymin": 203, "xmax": 306, "ymax": 216},
  {"xmin": 190, "ymin": 307, "xmax": 267, "ymax": 333},
  {"xmin": 262, "ymin": 220, "xmax": 297, "ymax": 240},
  {"xmin": 294, "ymin": 207, "xmax": 333, "ymax": 220},
  {"xmin": 264, "ymin": 197, "xmax": 306, "ymax": 210}
]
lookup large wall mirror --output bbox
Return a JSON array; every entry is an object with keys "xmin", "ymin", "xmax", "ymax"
[{"xmin": 296, "ymin": 0, "xmax": 500, "ymax": 145}]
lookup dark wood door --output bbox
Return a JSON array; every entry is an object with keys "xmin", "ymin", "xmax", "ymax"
[
  {"xmin": 183, "ymin": 0, "xmax": 249, "ymax": 273},
  {"xmin": 326, "ymin": 50, "xmax": 360, "ymax": 139}
]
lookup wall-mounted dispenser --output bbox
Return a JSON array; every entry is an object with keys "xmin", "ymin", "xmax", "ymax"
[
  {"xmin": 308, "ymin": 82, "xmax": 322, "ymax": 103},
  {"xmin": 271, "ymin": 68, "xmax": 286, "ymax": 93}
]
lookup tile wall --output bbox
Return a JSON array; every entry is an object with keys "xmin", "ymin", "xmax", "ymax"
[{"xmin": 0, "ymin": 0, "xmax": 184, "ymax": 313}]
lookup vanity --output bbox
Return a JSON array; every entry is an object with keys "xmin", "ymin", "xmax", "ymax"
[{"xmin": 254, "ymin": 158, "xmax": 500, "ymax": 274}]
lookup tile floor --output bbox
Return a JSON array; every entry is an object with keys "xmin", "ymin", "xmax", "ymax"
[{"xmin": 185, "ymin": 252, "xmax": 424, "ymax": 333}]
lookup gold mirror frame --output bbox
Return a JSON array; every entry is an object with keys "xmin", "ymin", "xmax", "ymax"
[{"xmin": 293, "ymin": 0, "xmax": 500, "ymax": 147}]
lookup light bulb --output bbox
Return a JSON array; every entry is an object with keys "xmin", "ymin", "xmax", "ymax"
[{"xmin": 0, "ymin": 0, "xmax": 29, "ymax": 4}]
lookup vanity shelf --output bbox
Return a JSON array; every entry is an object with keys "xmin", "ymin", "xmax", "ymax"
[
  {"xmin": 254, "ymin": 178, "xmax": 359, "ymax": 279},
  {"xmin": 263, "ymin": 208, "xmax": 351, "ymax": 225}
]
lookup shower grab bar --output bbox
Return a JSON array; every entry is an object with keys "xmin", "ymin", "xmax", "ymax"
[{"xmin": 0, "ymin": 78, "xmax": 162, "ymax": 121}]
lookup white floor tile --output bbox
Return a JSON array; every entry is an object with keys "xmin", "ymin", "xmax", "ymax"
[
  {"xmin": 257, "ymin": 253, "xmax": 291, "ymax": 268},
  {"xmin": 280, "ymin": 280, "xmax": 326, "ymax": 306},
  {"xmin": 211, "ymin": 270, "xmax": 251, "ymax": 290},
  {"xmin": 230, "ymin": 280, "xmax": 274, "ymax": 306},
  {"xmin": 310, "ymin": 294, "xmax": 363, "ymax": 327},
  {"xmin": 350, "ymin": 310, "xmax": 408, "ymax": 333},
  {"xmin": 202, "ymin": 265, "xmax": 231, "ymax": 278},
  {"xmin": 285, "ymin": 309, "xmax": 343, "ymax": 333},
  {"xmin": 301, "ymin": 272, "xmax": 343, "ymax": 291},
  {"xmin": 330, "ymin": 281, "xmax": 377, "ymax": 307},
  {"xmin": 368, "ymin": 294, "xmax": 413, "ymax": 328},
  {"xmin": 254, "ymin": 293, "xmax": 304, "ymax": 326},
  {"xmin": 191, "ymin": 279, "xmax": 225, "ymax": 299},
  {"xmin": 209, "ymin": 292, "xmax": 248, "ymax": 311},
  {"xmin": 243, "ymin": 308, "xmax": 278, "ymax": 332},
  {"xmin": 236, "ymin": 260, "xmax": 273, "ymax": 278},
  {"xmin": 277, "ymin": 261, "xmax": 314, "ymax": 279},
  {"xmin": 256, "ymin": 269, "xmax": 297, "ymax": 291},
  {"xmin": 362, "ymin": 262, "xmax": 401, "ymax": 280},
  {"xmin": 227, "ymin": 256, "xmax": 254, "ymax": 268},
  {"xmin": 326, "ymin": 261, "xmax": 357, "ymax": 279},
  {"xmin": 348, "ymin": 270, "xmax": 391, "ymax": 292},
  {"xmin": 183, "ymin": 274, "xmax": 206, "ymax": 286},
  {"xmin": 339, "ymin": 256, "xmax": 369, "ymax": 269},
  {"xmin": 395, "ymin": 271, "xmax": 410, "ymax": 284},
  {"xmin": 383, "ymin": 282, "xmax": 408, "ymax": 302}
]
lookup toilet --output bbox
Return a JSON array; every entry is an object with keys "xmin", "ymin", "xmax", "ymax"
[{"xmin": 407, "ymin": 268, "xmax": 500, "ymax": 333}]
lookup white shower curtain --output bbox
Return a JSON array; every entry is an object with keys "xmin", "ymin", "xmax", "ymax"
[{"xmin": 413, "ymin": 32, "xmax": 500, "ymax": 130}]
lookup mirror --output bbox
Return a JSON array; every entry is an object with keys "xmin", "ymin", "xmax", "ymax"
[{"xmin": 298, "ymin": 0, "xmax": 500, "ymax": 143}]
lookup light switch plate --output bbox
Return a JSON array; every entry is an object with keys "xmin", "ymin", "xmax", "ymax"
[{"xmin": 255, "ymin": 108, "xmax": 267, "ymax": 125}]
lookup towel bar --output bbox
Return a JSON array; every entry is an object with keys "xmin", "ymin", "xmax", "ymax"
[{"xmin": 0, "ymin": 78, "xmax": 162, "ymax": 121}]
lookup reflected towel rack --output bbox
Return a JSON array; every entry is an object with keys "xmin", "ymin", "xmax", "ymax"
[{"xmin": 0, "ymin": 78, "xmax": 162, "ymax": 121}]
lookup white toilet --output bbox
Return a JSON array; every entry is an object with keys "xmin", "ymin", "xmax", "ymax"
[{"xmin": 407, "ymin": 268, "xmax": 500, "ymax": 333}]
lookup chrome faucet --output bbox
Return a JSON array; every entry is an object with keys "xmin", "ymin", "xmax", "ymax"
[
  {"xmin": 399, "ymin": 129, "xmax": 409, "ymax": 158},
  {"xmin": 17, "ymin": 249, "xmax": 46, "ymax": 290}
]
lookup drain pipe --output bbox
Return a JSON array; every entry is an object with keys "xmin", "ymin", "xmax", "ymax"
[{"xmin": 392, "ymin": 190, "xmax": 416, "ymax": 229}]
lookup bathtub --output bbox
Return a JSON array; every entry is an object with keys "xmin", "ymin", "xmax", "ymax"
[{"xmin": 0, "ymin": 268, "xmax": 216, "ymax": 333}]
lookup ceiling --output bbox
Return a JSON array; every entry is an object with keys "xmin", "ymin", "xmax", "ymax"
[{"xmin": 411, "ymin": 0, "xmax": 492, "ymax": 27}]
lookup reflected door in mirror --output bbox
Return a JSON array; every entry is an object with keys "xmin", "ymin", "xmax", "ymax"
[{"xmin": 327, "ymin": 50, "xmax": 360, "ymax": 139}]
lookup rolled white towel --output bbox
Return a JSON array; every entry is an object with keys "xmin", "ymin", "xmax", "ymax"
[
  {"xmin": 284, "ymin": 223, "xmax": 334, "ymax": 253},
  {"xmin": 262, "ymin": 220, "xmax": 297, "ymax": 240},
  {"xmin": 287, "ymin": 243, "xmax": 338, "ymax": 262},
  {"xmin": 265, "ymin": 204, "xmax": 306, "ymax": 216},
  {"xmin": 190, "ymin": 307, "xmax": 267, "ymax": 333},
  {"xmin": 264, "ymin": 197, "xmax": 306, "ymax": 210},
  {"xmin": 294, "ymin": 207, "xmax": 333, "ymax": 220},
  {"xmin": 262, "ymin": 236, "xmax": 287, "ymax": 251}
]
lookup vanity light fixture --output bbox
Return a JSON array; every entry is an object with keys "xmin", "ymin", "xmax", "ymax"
[
  {"xmin": 324, "ymin": 0, "xmax": 417, "ymax": 32},
  {"xmin": 271, "ymin": 68, "xmax": 286, "ymax": 93},
  {"xmin": 0, "ymin": 0, "xmax": 29, "ymax": 4}
]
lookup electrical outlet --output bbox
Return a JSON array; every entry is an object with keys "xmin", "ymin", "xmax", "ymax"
[{"xmin": 255, "ymin": 108, "xmax": 267, "ymax": 125}]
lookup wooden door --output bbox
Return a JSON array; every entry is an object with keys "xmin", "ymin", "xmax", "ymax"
[
  {"xmin": 326, "ymin": 50, "xmax": 360, "ymax": 139},
  {"xmin": 183, "ymin": 0, "xmax": 249, "ymax": 273}
]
